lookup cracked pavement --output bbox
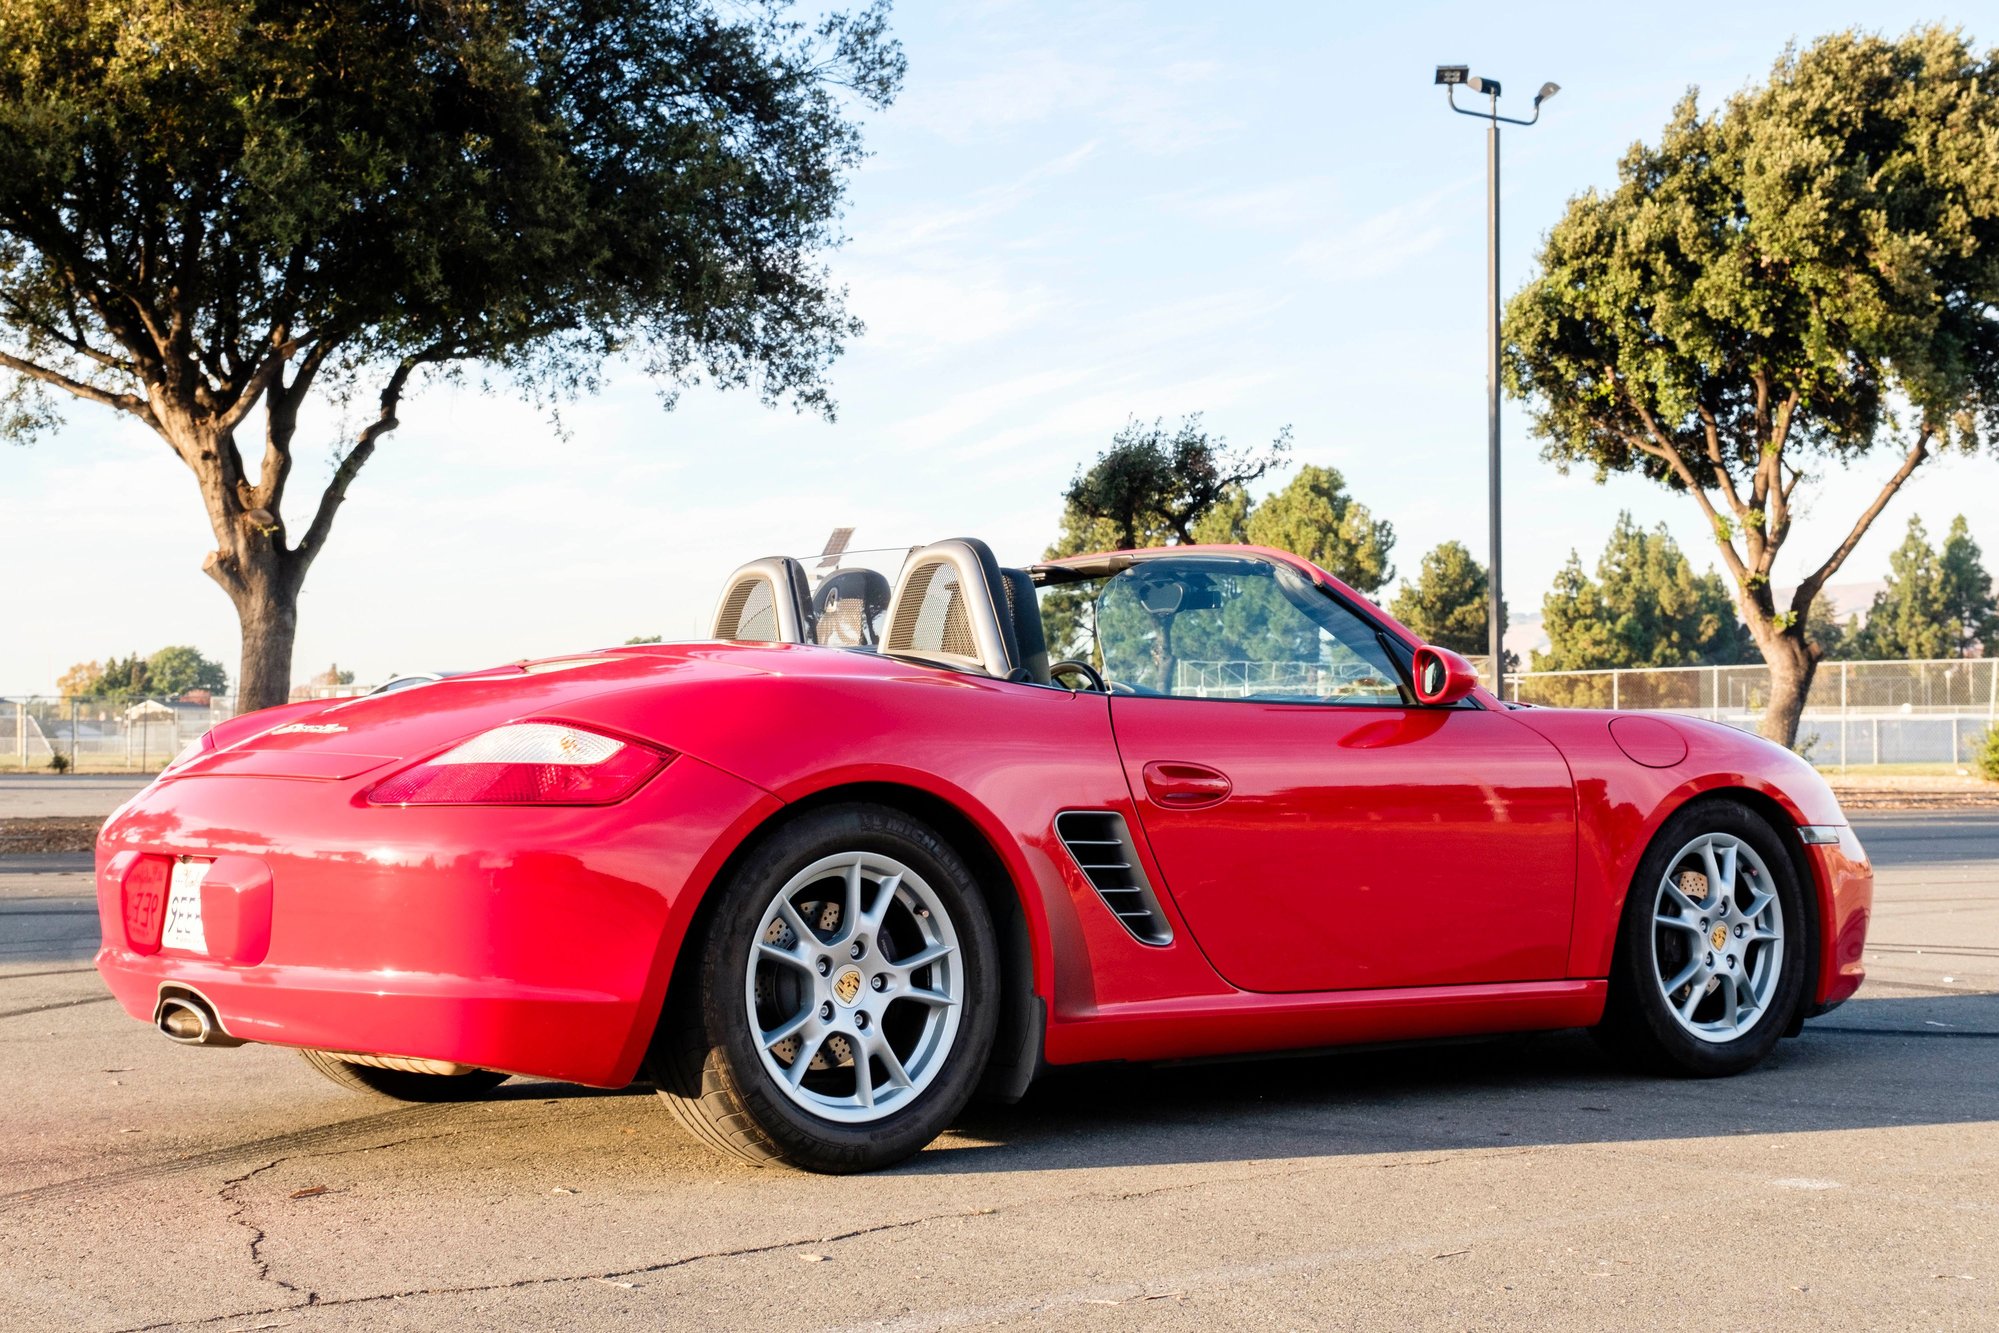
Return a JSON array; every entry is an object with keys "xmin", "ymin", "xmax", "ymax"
[{"xmin": 0, "ymin": 812, "xmax": 1994, "ymax": 1331}]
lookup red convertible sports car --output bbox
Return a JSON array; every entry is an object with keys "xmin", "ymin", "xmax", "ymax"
[{"xmin": 95, "ymin": 539, "xmax": 1872, "ymax": 1172}]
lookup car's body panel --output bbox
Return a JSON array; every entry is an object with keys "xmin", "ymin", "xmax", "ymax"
[
  {"xmin": 1503, "ymin": 706, "xmax": 1868, "ymax": 1006},
  {"xmin": 98, "ymin": 750, "xmax": 780, "ymax": 1086},
  {"xmin": 94, "ymin": 546, "xmax": 1872, "ymax": 1093},
  {"xmin": 1106, "ymin": 695, "xmax": 1578, "ymax": 993}
]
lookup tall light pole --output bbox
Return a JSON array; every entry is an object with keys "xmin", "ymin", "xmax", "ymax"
[{"xmin": 1434, "ymin": 66, "xmax": 1557, "ymax": 696}]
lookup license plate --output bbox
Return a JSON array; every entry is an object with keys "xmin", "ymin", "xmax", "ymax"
[{"xmin": 161, "ymin": 859, "xmax": 210, "ymax": 953}]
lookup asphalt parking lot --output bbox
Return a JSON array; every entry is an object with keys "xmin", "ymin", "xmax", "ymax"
[{"xmin": 1, "ymin": 800, "xmax": 1993, "ymax": 1332}]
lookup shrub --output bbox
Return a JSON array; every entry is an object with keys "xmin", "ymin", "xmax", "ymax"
[{"xmin": 1979, "ymin": 726, "xmax": 1999, "ymax": 784}]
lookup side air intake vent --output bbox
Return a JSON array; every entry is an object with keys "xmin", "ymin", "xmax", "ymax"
[{"xmin": 1055, "ymin": 811, "xmax": 1172, "ymax": 946}]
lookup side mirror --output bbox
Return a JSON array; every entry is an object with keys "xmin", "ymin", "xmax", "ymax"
[{"xmin": 1412, "ymin": 645, "xmax": 1480, "ymax": 706}]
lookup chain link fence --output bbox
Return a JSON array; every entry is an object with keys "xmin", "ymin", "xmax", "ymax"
[
  {"xmin": 2, "ymin": 695, "xmax": 239, "ymax": 773},
  {"xmin": 6, "ymin": 656, "xmax": 1996, "ymax": 771},
  {"xmin": 1497, "ymin": 657, "xmax": 1998, "ymax": 766}
]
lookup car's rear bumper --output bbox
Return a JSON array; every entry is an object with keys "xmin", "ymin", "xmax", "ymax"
[{"xmin": 94, "ymin": 755, "xmax": 780, "ymax": 1087}]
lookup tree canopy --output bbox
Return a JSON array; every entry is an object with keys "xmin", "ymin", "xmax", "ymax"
[
  {"xmin": 1536, "ymin": 514, "xmax": 1751, "ymax": 671},
  {"xmin": 1060, "ymin": 416, "xmax": 1291, "ymax": 552},
  {"xmin": 1389, "ymin": 541, "xmax": 1499, "ymax": 656},
  {"xmin": 1938, "ymin": 516, "xmax": 1999, "ymax": 658},
  {"xmin": 1044, "ymin": 418, "xmax": 1397, "ymax": 657},
  {"xmin": 1503, "ymin": 27, "xmax": 1999, "ymax": 743},
  {"xmin": 0, "ymin": 0, "xmax": 903, "ymax": 707},
  {"xmin": 1854, "ymin": 514, "xmax": 1998, "ymax": 659},
  {"xmin": 1236, "ymin": 465, "xmax": 1394, "ymax": 596},
  {"xmin": 57, "ymin": 645, "xmax": 227, "ymax": 698}
]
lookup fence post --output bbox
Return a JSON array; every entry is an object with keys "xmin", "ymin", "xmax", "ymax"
[
  {"xmin": 68, "ymin": 696, "xmax": 78, "ymax": 773},
  {"xmin": 1612, "ymin": 670, "xmax": 1620, "ymax": 711},
  {"xmin": 14, "ymin": 701, "xmax": 24, "ymax": 772},
  {"xmin": 1840, "ymin": 662, "xmax": 1849, "ymax": 772}
]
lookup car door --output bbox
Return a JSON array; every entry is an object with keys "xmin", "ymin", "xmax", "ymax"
[{"xmin": 1093, "ymin": 554, "xmax": 1577, "ymax": 994}]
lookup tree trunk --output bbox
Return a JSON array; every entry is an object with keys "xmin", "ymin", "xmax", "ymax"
[
  {"xmin": 229, "ymin": 561, "xmax": 301, "ymax": 713},
  {"xmin": 176, "ymin": 416, "xmax": 307, "ymax": 715},
  {"xmin": 1755, "ymin": 628, "xmax": 1818, "ymax": 751}
]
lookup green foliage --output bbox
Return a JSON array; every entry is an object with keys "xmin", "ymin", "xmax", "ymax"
[
  {"xmin": 1388, "ymin": 541, "xmax": 1499, "ymax": 654},
  {"xmin": 625, "ymin": 635, "xmax": 664, "ymax": 645},
  {"xmin": 1044, "ymin": 419, "xmax": 1398, "ymax": 656},
  {"xmin": 1502, "ymin": 26, "xmax": 1999, "ymax": 740},
  {"xmin": 56, "ymin": 646, "xmax": 227, "ymax": 698},
  {"xmin": 1242, "ymin": 465, "xmax": 1395, "ymax": 595},
  {"xmin": 0, "ymin": 0, "xmax": 904, "ymax": 434},
  {"xmin": 0, "ymin": 0, "xmax": 903, "ymax": 707},
  {"xmin": 1979, "ymin": 725, "xmax": 1999, "ymax": 784},
  {"xmin": 1062, "ymin": 416, "xmax": 1291, "ymax": 550},
  {"xmin": 146, "ymin": 646, "xmax": 228, "ymax": 696},
  {"xmin": 1044, "ymin": 416, "xmax": 1289, "ymax": 658},
  {"xmin": 1507, "ymin": 28, "xmax": 1999, "ymax": 489},
  {"xmin": 1535, "ymin": 514, "xmax": 1752, "ymax": 671},
  {"xmin": 1856, "ymin": 514, "xmax": 1998, "ymax": 659},
  {"xmin": 47, "ymin": 751, "xmax": 70, "ymax": 774},
  {"xmin": 1801, "ymin": 593, "xmax": 1862, "ymax": 661},
  {"xmin": 1939, "ymin": 516, "xmax": 1999, "ymax": 657}
]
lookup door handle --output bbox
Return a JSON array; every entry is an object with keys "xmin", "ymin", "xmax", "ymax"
[{"xmin": 1142, "ymin": 760, "xmax": 1233, "ymax": 809}]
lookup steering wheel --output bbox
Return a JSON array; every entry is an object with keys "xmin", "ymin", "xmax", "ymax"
[{"xmin": 1049, "ymin": 659, "xmax": 1107, "ymax": 693}]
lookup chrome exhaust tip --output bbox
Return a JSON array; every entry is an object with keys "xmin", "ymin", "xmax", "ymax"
[{"xmin": 154, "ymin": 992, "xmax": 246, "ymax": 1048}]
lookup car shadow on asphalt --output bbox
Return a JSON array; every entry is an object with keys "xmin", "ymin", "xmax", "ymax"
[{"xmin": 910, "ymin": 992, "xmax": 1999, "ymax": 1176}]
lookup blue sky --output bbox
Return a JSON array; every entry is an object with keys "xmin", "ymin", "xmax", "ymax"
[{"xmin": 3, "ymin": 0, "xmax": 1994, "ymax": 692}]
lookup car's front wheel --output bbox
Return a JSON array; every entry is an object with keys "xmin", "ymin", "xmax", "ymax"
[
  {"xmin": 650, "ymin": 803, "xmax": 1000, "ymax": 1172},
  {"xmin": 1597, "ymin": 798, "xmax": 1809, "ymax": 1076}
]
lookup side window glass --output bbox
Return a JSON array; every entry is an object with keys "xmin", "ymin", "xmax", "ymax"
[{"xmin": 1094, "ymin": 557, "xmax": 1407, "ymax": 705}]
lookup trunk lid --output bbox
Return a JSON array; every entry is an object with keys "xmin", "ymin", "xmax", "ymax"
[{"xmin": 175, "ymin": 649, "xmax": 768, "ymax": 781}]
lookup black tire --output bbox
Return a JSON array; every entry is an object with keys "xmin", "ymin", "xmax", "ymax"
[
  {"xmin": 648, "ymin": 803, "xmax": 1001, "ymax": 1173},
  {"xmin": 299, "ymin": 1049, "xmax": 511, "ymax": 1102},
  {"xmin": 1595, "ymin": 798, "xmax": 1810, "ymax": 1077}
]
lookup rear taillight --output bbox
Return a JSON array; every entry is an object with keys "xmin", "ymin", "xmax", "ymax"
[
  {"xmin": 366, "ymin": 723, "xmax": 670, "ymax": 806},
  {"xmin": 121, "ymin": 856, "xmax": 171, "ymax": 954}
]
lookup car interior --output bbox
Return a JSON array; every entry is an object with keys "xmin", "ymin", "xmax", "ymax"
[
  {"xmin": 711, "ymin": 538, "xmax": 1061, "ymax": 686},
  {"xmin": 705, "ymin": 539, "xmax": 1428, "ymax": 703}
]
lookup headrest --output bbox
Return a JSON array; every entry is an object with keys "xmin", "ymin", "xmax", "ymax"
[
  {"xmin": 881, "ymin": 538, "xmax": 1022, "ymax": 678},
  {"xmin": 710, "ymin": 556, "xmax": 813, "ymax": 643},
  {"xmin": 813, "ymin": 567, "xmax": 892, "ymax": 648}
]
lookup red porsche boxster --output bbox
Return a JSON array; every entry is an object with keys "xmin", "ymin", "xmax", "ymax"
[{"xmin": 96, "ymin": 539, "xmax": 1871, "ymax": 1172}]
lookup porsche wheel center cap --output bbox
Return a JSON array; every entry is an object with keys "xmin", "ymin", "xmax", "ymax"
[
  {"xmin": 1710, "ymin": 924, "xmax": 1729, "ymax": 952},
  {"xmin": 832, "ymin": 967, "xmax": 865, "ymax": 1007}
]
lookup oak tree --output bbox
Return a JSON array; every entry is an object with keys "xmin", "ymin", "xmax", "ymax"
[
  {"xmin": 1504, "ymin": 28, "xmax": 1999, "ymax": 746},
  {"xmin": 0, "ymin": 0, "xmax": 902, "ymax": 708}
]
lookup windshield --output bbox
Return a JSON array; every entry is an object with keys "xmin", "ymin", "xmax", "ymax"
[{"xmin": 1041, "ymin": 554, "xmax": 1411, "ymax": 705}]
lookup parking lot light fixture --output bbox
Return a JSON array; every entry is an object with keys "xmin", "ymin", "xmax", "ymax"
[{"xmin": 1434, "ymin": 66, "xmax": 1559, "ymax": 694}]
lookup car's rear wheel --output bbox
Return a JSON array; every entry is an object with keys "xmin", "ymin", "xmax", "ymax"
[
  {"xmin": 1596, "ymin": 798, "xmax": 1809, "ymax": 1076},
  {"xmin": 650, "ymin": 803, "xmax": 999, "ymax": 1172},
  {"xmin": 298, "ymin": 1049, "xmax": 511, "ymax": 1101}
]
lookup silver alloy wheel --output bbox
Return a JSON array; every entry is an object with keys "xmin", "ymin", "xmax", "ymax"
[
  {"xmin": 1650, "ymin": 831, "xmax": 1785, "ymax": 1043},
  {"xmin": 744, "ymin": 851, "xmax": 964, "ymax": 1124}
]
